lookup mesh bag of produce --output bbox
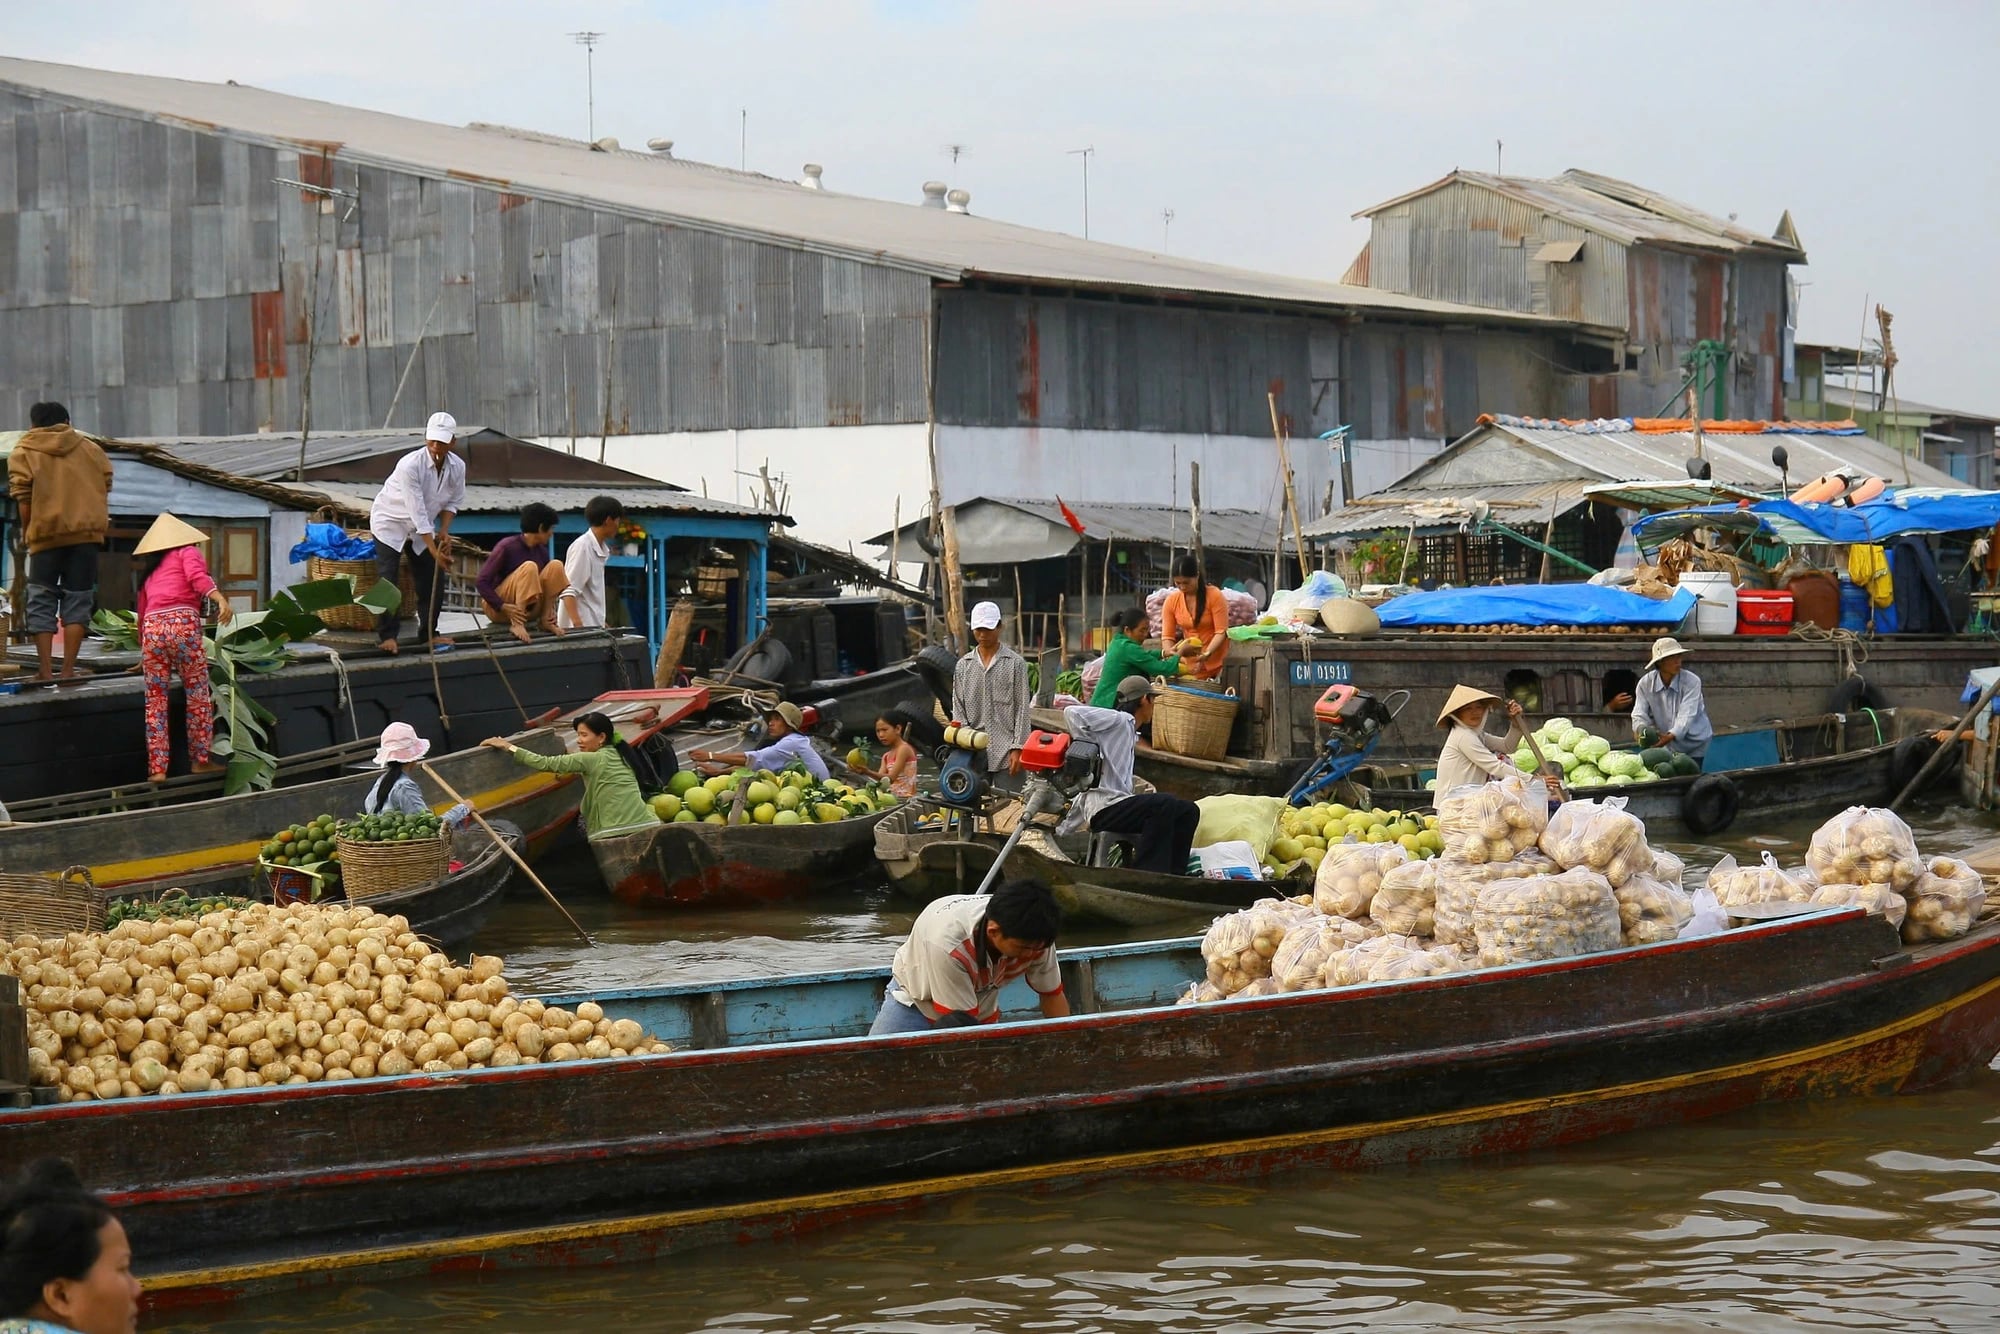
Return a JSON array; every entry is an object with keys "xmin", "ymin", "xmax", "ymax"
[
  {"xmin": 1367, "ymin": 944, "xmax": 1465, "ymax": 982},
  {"xmin": 1433, "ymin": 850, "xmax": 1557, "ymax": 947},
  {"xmin": 1901, "ymin": 855, "xmax": 1986, "ymax": 944},
  {"xmin": 1804, "ymin": 806, "xmax": 1924, "ymax": 895},
  {"xmin": 1237, "ymin": 977, "xmax": 1281, "ymax": 999},
  {"xmin": 1706, "ymin": 852, "xmax": 1815, "ymax": 919},
  {"xmin": 1370, "ymin": 857, "xmax": 1438, "ymax": 937},
  {"xmin": 1328, "ymin": 933, "xmax": 1426, "ymax": 987},
  {"xmin": 1538, "ymin": 796, "xmax": 1654, "ymax": 886},
  {"xmin": 1176, "ymin": 979, "xmax": 1225, "ymax": 1006},
  {"xmin": 1272, "ymin": 917, "xmax": 1375, "ymax": 992},
  {"xmin": 1199, "ymin": 899, "xmax": 1316, "ymax": 995},
  {"xmin": 1613, "ymin": 872, "xmax": 1694, "ymax": 945},
  {"xmin": 1809, "ymin": 880, "xmax": 1908, "ymax": 932},
  {"xmin": 1437, "ymin": 776, "xmax": 1550, "ymax": 865},
  {"xmin": 1473, "ymin": 867, "xmax": 1621, "ymax": 968},
  {"xmin": 1652, "ymin": 849, "xmax": 1687, "ymax": 889},
  {"xmin": 1313, "ymin": 840, "xmax": 1409, "ymax": 919}
]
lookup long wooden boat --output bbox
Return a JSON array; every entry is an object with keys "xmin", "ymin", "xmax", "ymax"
[
  {"xmin": 0, "ymin": 628, "xmax": 653, "ymax": 805},
  {"xmin": 588, "ymin": 807, "xmax": 895, "ymax": 907},
  {"xmin": 0, "ymin": 689, "xmax": 710, "ymax": 890},
  {"xmin": 6, "ymin": 906, "xmax": 1995, "ymax": 1309}
]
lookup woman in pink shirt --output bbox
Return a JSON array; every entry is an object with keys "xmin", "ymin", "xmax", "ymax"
[{"xmin": 133, "ymin": 514, "xmax": 232, "ymax": 782}]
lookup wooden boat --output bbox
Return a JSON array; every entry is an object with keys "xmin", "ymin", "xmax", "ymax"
[
  {"xmin": 7, "ymin": 905, "xmax": 1995, "ymax": 1308},
  {"xmin": 588, "ymin": 806, "xmax": 895, "ymax": 907},
  {"xmin": 0, "ymin": 688, "xmax": 710, "ymax": 890}
]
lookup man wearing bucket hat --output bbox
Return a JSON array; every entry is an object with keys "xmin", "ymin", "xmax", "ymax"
[
  {"xmin": 368, "ymin": 411, "xmax": 466, "ymax": 654},
  {"xmin": 690, "ymin": 699, "xmax": 831, "ymax": 782},
  {"xmin": 951, "ymin": 601, "xmax": 1032, "ymax": 790},
  {"xmin": 132, "ymin": 513, "xmax": 233, "ymax": 782},
  {"xmin": 1630, "ymin": 636, "xmax": 1712, "ymax": 761},
  {"xmin": 1433, "ymin": 684, "xmax": 1528, "ymax": 795}
]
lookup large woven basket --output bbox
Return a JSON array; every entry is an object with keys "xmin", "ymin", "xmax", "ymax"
[
  {"xmin": 695, "ymin": 564, "xmax": 739, "ymax": 599},
  {"xmin": 308, "ymin": 532, "xmax": 418, "ymax": 631},
  {"xmin": 1151, "ymin": 682, "xmax": 1238, "ymax": 761},
  {"xmin": 0, "ymin": 866, "xmax": 106, "ymax": 938},
  {"xmin": 335, "ymin": 831, "xmax": 449, "ymax": 900}
]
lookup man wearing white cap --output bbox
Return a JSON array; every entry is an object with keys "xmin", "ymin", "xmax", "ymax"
[
  {"xmin": 951, "ymin": 601, "xmax": 1032, "ymax": 789},
  {"xmin": 369, "ymin": 411, "xmax": 467, "ymax": 653},
  {"xmin": 1630, "ymin": 636, "xmax": 1712, "ymax": 761}
]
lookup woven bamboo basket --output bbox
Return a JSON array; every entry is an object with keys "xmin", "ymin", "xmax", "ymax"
[
  {"xmin": 1151, "ymin": 682, "xmax": 1239, "ymax": 761},
  {"xmin": 695, "ymin": 564, "xmax": 739, "ymax": 599},
  {"xmin": 308, "ymin": 532, "xmax": 418, "ymax": 631},
  {"xmin": 334, "ymin": 832, "xmax": 449, "ymax": 900},
  {"xmin": 0, "ymin": 866, "xmax": 106, "ymax": 938}
]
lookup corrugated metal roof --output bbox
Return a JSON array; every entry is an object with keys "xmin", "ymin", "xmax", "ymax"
[
  {"xmin": 1821, "ymin": 385, "xmax": 2000, "ymax": 425},
  {"xmin": 0, "ymin": 57, "xmax": 1589, "ymax": 333},
  {"xmin": 1302, "ymin": 481, "xmax": 1597, "ymax": 539},
  {"xmin": 334, "ymin": 481, "xmax": 780, "ymax": 522},
  {"xmin": 1357, "ymin": 169, "xmax": 1805, "ymax": 261},
  {"xmin": 866, "ymin": 497, "xmax": 1282, "ymax": 554}
]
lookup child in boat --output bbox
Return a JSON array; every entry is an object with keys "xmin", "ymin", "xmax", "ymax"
[
  {"xmin": 364, "ymin": 722, "xmax": 472, "ymax": 826},
  {"xmin": 868, "ymin": 880, "xmax": 1070, "ymax": 1034},
  {"xmin": 1432, "ymin": 684, "xmax": 1526, "ymax": 793},
  {"xmin": 849, "ymin": 712, "xmax": 919, "ymax": 798}
]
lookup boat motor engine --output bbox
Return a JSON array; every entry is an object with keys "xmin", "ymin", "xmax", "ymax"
[
  {"xmin": 965, "ymin": 726, "xmax": 1103, "ymax": 897},
  {"xmin": 933, "ymin": 721, "xmax": 992, "ymax": 809},
  {"xmin": 1312, "ymin": 685, "xmax": 1396, "ymax": 749}
]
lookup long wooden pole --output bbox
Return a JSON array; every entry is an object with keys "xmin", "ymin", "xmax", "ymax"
[
  {"xmin": 1012, "ymin": 565, "xmax": 1026, "ymax": 648},
  {"xmin": 1189, "ymin": 461, "xmax": 1205, "ymax": 586},
  {"xmin": 938, "ymin": 504, "xmax": 967, "ymax": 649},
  {"xmin": 887, "ymin": 495, "xmax": 901, "ymax": 588},
  {"xmin": 420, "ymin": 761, "xmax": 593, "ymax": 945},
  {"xmin": 1268, "ymin": 391, "xmax": 1310, "ymax": 583}
]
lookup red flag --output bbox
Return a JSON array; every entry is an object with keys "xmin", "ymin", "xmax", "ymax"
[{"xmin": 1056, "ymin": 496, "xmax": 1088, "ymax": 536}]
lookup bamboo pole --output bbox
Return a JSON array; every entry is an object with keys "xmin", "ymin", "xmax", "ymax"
[
  {"xmin": 1057, "ymin": 592, "xmax": 1067, "ymax": 663},
  {"xmin": 1101, "ymin": 537, "xmax": 1115, "ymax": 647},
  {"xmin": 420, "ymin": 762, "xmax": 592, "ymax": 945},
  {"xmin": 1012, "ymin": 565, "xmax": 1026, "ymax": 648},
  {"xmin": 939, "ymin": 504, "xmax": 967, "ymax": 649},
  {"xmin": 1190, "ymin": 461, "xmax": 1205, "ymax": 585},
  {"xmin": 1268, "ymin": 390, "xmax": 1310, "ymax": 584},
  {"xmin": 887, "ymin": 495, "xmax": 901, "ymax": 587}
]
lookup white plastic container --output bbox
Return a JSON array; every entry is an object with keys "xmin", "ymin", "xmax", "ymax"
[{"xmin": 1679, "ymin": 571, "xmax": 1737, "ymax": 636}]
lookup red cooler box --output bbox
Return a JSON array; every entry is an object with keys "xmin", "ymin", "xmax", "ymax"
[{"xmin": 1736, "ymin": 588, "xmax": 1794, "ymax": 636}]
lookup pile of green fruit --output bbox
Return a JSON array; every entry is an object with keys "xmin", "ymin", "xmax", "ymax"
[
  {"xmin": 1512, "ymin": 718, "xmax": 1697, "ymax": 788},
  {"xmin": 339, "ymin": 811, "xmax": 447, "ymax": 843},
  {"xmin": 648, "ymin": 764, "xmax": 900, "ymax": 827},
  {"xmin": 259, "ymin": 813, "xmax": 343, "ymax": 893},
  {"xmin": 1265, "ymin": 803, "xmax": 1443, "ymax": 877},
  {"xmin": 104, "ymin": 892, "xmax": 258, "ymax": 928}
]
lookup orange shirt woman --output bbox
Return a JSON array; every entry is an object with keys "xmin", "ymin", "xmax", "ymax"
[{"xmin": 1161, "ymin": 557, "xmax": 1231, "ymax": 680}]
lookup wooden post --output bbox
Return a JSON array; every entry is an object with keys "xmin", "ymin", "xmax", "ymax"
[
  {"xmin": 1057, "ymin": 592, "xmax": 1067, "ymax": 663},
  {"xmin": 887, "ymin": 495, "xmax": 901, "ymax": 587},
  {"xmin": 654, "ymin": 600, "xmax": 695, "ymax": 687},
  {"xmin": 1035, "ymin": 647, "xmax": 1058, "ymax": 706},
  {"xmin": 1013, "ymin": 565, "xmax": 1026, "ymax": 648},
  {"xmin": 1536, "ymin": 490, "xmax": 1561, "ymax": 584},
  {"xmin": 939, "ymin": 504, "xmax": 967, "ymax": 650},
  {"xmin": 1268, "ymin": 390, "xmax": 1311, "ymax": 584},
  {"xmin": 1190, "ymin": 461, "xmax": 1206, "ymax": 585},
  {"xmin": 1101, "ymin": 538, "xmax": 1115, "ymax": 642}
]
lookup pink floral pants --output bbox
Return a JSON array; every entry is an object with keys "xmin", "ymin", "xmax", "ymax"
[{"xmin": 143, "ymin": 606, "xmax": 213, "ymax": 779}]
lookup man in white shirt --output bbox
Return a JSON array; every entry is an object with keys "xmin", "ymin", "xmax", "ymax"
[
  {"xmin": 557, "ymin": 495, "xmax": 623, "ymax": 631},
  {"xmin": 1058, "ymin": 677, "xmax": 1201, "ymax": 874},
  {"xmin": 867, "ymin": 882, "xmax": 1069, "ymax": 1035},
  {"xmin": 369, "ymin": 411, "xmax": 466, "ymax": 654}
]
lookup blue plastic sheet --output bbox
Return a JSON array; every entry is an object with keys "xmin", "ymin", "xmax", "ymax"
[
  {"xmin": 1634, "ymin": 490, "xmax": 2000, "ymax": 547},
  {"xmin": 1375, "ymin": 584, "xmax": 1697, "ymax": 628},
  {"xmin": 288, "ymin": 523, "xmax": 376, "ymax": 563}
]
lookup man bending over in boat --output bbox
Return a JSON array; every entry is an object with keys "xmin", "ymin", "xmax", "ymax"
[
  {"xmin": 1058, "ymin": 677, "xmax": 1202, "ymax": 874},
  {"xmin": 868, "ymin": 881, "xmax": 1069, "ymax": 1035}
]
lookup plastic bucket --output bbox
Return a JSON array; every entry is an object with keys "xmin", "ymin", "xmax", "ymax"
[
  {"xmin": 1679, "ymin": 571, "xmax": 1737, "ymax": 636},
  {"xmin": 1838, "ymin": 579, "xmax": 1871, "ymax": 632}
]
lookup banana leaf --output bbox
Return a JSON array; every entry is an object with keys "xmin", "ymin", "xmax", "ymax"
[{"xmin": 356, "ymin": 579, "xmax": 403, "ymax": 616}]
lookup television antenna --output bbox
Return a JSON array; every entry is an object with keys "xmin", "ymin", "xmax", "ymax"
[
  {"xmin": 568, "ymin": 31, "xmax": 605, "ymax": 141},
  {"xmin": 941, "ymin": 143, "xmax": 970, "ymax": 166},
  {"xmin": 1066, "ymin": 146, "xmax": 1095, "ymax": 238},
  {"xmin": 1161, "ymin": 208, "xmax": 1175, "ymax": 252}
]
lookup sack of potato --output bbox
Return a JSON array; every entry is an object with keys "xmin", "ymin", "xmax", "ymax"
[
  {"xmin": 1176, "ymin": 979, "xmax": 1226, "ymax": 1006},
  {"xmin": 1432, "ymin": 850, "xmax": 1558, "ymax": 947},
  {"xmin": 1325, "ymin": 933, "xmax": 1464, "ymax": 987},
  {"xmin": 1653, "ymin": 849, "xmax": 1686, "ymax": 888},
  {"xmin": 1613, "ymin": 872, "xmax": 1694, "ymax": 945},
  {"xmin": 4, "ymin": 903, "xmax": 673, "ymax": 1102},
  {"xmin": 1437, "ymin": 775, "xmax": 1550, "ymax": 865},
  {"xmin": 1538, "ymin": 796, "xmax": 1654, "ymax": 887},
  {"xmin": 1809, "ymin": 880, "xmax": 1908, "ymax": 932},
  {"xmin": 1369, "ymin": 857, "xmax": 1438, "ymax": 937},
  {"xmin": 1313, "ymin": 840, "xmax": 1408, "ymax": 919},
  {"xmin": 1473, "ymin": 867, "xmax": 1621, "ymax": 968},
  {"xmin": 1901, "ymin": 855, "xmax": 1986, "ymax": 943},
  {"xmin": 1805, "ymin": 806, "xmax": 1925, "ymax": 897},
  {"xmin": 1271, "ymin": 917, "xmax": 1377, "ymax": 992},
  {"xmin": 1707, "ymin": 852, "xmax": 1815, "ymax": 910},
  {"xmin": 1200, "ymin": 898, "xmax": 1314, "ymax": 996}
]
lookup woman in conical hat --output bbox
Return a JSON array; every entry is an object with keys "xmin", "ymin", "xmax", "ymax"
[
  {"xmin": 1432, "ymin": 683, "xmax": 1525, "ymax": 795},
  {"xmin": 133, "ymin": 513, "xmax": 232, "ymax": 783}
]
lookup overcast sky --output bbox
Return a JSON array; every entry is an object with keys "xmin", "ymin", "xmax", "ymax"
[{"xmin": 14, "ymin": 0, "xmax": 1997, "ymax": 411}]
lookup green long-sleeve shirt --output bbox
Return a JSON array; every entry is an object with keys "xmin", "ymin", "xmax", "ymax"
[
  {"xmin": 1089, "ymin": 634, "xmax": 1183, "ymax": 707},
  {"xmin": 510, "ymin": 744, "xmax": 657, "ymax": 836}
]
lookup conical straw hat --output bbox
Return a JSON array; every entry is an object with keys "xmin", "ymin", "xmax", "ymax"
[
  {"xmin": 1436, "ymin": 683, "xmax": 1502, "ymax": 729},
  {"xmin": 133, "ymin": 513, "xmax": 210, "ymax": 556}
]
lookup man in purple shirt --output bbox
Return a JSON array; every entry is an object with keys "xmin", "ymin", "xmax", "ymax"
[{"xmin": 476, "ymin": 503, "xmax": 568, "ymax": 644}]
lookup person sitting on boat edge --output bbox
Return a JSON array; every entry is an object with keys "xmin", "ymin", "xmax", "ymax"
[
  {"xmin": 1087, "ymin": 607, "xmax": 1197, "ymax": 708},
  {"xmin": 689, "ymin": 701, "xmax": 831, "ymax": 782},
  {"xmin": 849, "ymin": 710, "xmax": 920, "ymax": 798},
  {"xmin": 1630, "ymin": 637, "xmax": 1712, "ymax": 762},
  {"xmin": 1060, "ymin": 678, "xmax": 1202, "ymax": 875},
  {"xmin": 365, "ymin": 723, "xmax": 472, "ymax": 826},
  {"xmin": 867, "ymin": 881, "xmax": 1069, "ymax": 1035},
  {"xmin": 1432, "ymin": 684, "xmax": 1527, "ymax": 794},
  {"xmin": 0, "ymin": 1158, "xmax": 142, "ymax": 1334},
  {"xmin": 482, "ymin": 712, "xmax": 659, "ymax": 838},
  {"xmin": 475, "ymin": 502, "xmax": 568, "ymax": 645}
]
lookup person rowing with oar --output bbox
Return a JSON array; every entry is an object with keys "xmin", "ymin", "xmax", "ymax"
[{"xmin": 1433, "ymin": 684, "xmax": 1563, "ymax": 798}]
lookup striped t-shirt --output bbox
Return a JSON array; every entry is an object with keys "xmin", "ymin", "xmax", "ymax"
[{"xmin": 887, "ymin": 894, "xmax": 1063, "ymax": 1023}]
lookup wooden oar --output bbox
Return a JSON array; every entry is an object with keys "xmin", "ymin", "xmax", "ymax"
[
  {"xmin": 1512, "ymin": 719, "xmax": 1569, "ymax": 803},
  {"xmin": 419, "ymin": 760, "xmax": 593, "ymax": 946}
]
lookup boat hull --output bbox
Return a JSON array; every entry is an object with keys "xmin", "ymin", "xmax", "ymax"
[
  {"xmin": 7, "ymin": 910, "xmax": 1994, "ymax": 1305},
  {"xmin": 588, "ymin": 809, "xmax": 894, "ymax": 907},
  {"xmin": 890, "ymin": 835, "xmax": 1283, "ymax": 926}
]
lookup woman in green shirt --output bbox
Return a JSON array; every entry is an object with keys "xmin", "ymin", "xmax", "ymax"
[
  {"xmin": 1089, "ymin": 607, "xmax": 1198, "ymax": 707},
  {"xmin": 481, "ymin": 712, "xmax": 657, "ymax": 836}
]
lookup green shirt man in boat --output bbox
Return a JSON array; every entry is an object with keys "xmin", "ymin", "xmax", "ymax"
[{"xmin": 482, "ymin": 712, "xmax": 657, "ymax": 837}]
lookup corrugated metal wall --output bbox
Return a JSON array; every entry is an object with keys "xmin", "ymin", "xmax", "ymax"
[{"xmin": 0, "ymin": 94, "xmax": 931, "ymax": 438}]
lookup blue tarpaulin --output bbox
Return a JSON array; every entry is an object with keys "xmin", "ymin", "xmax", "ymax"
[
  {"xmin": 1375, "ymin": 585, "xmax": 1696, "ymax": 628},
  {"xmin": 288, "ymin": 523, "xmax": 376, "ymax": 563},
  {"xmin": 1633, "ymin": 489, "xmax": 2000, "ymax": 548}
]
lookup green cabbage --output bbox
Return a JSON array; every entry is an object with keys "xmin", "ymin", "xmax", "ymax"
[
  {"xmin": 1574, "ymin": 735, "xmax": 1611, "ymax": 764},
  {"xmin": 1542, "ymin": 718, "xmax": 1572, "ymax": 738},
  {"xmin": 1552, "ymin": 749, "xmax": 1578, "ymax": 774},
  {"xmin": 1514, "ymin": 747, "xmax": 1537, "ymax": 773},
  {"xmin": 1598, "ymin": 750, "xmax": 1638, "ymax": 777},
  {"xmin": 1570, "ymin": 763, "xmax": 1606, "ymax": 786},
  {"xmin": 1558, "ymin": 727, "xmax": 1589, "ymax": 752}
]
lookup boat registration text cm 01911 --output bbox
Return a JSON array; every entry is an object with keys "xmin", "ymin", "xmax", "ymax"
[{"xmin": 1289, "ymin": 660, "xmax": 1353, "ymax": 687}]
